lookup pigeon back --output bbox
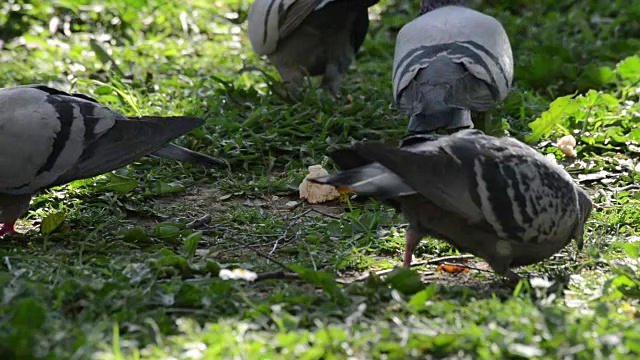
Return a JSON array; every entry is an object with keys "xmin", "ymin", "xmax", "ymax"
[{"xmin": 392, "ymin": 6, "xmax": 513, "ymax": 104}]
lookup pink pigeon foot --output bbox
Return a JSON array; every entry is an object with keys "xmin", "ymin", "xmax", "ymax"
[
  {"xmin": 0, "ymin": 222, "xmax": 17, "ymax": 237},
  {"xmin": 403, "ymin": 229, "xmax": 422, "ymax": 268}
]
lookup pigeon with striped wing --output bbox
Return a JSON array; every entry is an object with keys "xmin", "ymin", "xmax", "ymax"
[
  {"xmin": 310, "ymin": 130, "xmax": 592, "ymax": 280},
  {"xmin": 248, "ymin": 0, "xmax": 379, "ymax": 94},
  {"xmin": 0, "ymin": 85, "xmax": 224, "ymax": 236},
  {"xmin": 393, "ymin": 1, "xmax": 513, "ymax": 133}
]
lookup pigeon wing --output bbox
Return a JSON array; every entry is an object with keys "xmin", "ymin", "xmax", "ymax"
[
  {"xmin": 50, "ymin": 116, "xmax": 202, "ymax": 187},
  {"xmin": 277, "ymin": 0, "xmax": 325, "ymax": 41},
  {"xmin": 353, "ymin": 135, "xmax": 489, "ymax": 225},
  {"xmin": 355, "ymin": 130, "xmax": 581, "ymax": 244}
]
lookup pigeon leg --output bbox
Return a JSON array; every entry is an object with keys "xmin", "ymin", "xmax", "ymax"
[
  {"xmin": 321, "ymin": 63, "xmax": 344, "ymax": 96},
  {"xmin": 0, "ymin": 222, "xmax": 17, "ymax": 237},
  {"xmin": 487, "ymin": 252, "xmax": 520, "ymax": 282},
  {"xmin": 275, "ymin": 65, "xmax": 305, "ymax": 95},
  {"xmin": 404, "ymin": 228, "xmax": 422, "ymax": 267}
]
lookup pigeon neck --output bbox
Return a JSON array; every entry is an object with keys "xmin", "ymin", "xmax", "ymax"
[{"xmin": 420, "ymin": 0, "xmax": 466, "ymax": 14}]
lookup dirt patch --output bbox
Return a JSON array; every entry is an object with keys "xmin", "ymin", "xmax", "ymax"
[{"xmin": 142, "ymin": 185, "xmax": 346, "ymax": 221}]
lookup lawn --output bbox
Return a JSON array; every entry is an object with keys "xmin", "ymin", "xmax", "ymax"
[{"xmin": 1, "ymin": 0, "xmax": 639, "ymax": 358}]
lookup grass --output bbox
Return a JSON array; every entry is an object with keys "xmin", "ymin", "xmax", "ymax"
[{"xmin": 1, "ymin": 0, "xmax": 640, "ymax": 358}]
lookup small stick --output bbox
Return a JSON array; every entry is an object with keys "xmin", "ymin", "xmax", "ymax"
[
  {"xmin": 287, "ymin": 200, "xmax": 304, "ymax": 211},
  {"xmin": 219, "ymin": 232, "xmax": 295, "ymax": 272},
  {"xmin": 186, "ymin": 214, "xmax": 212, "ymax": 230},
  {"xmin": 300, "ymin": 236, "xmax": 317, "ymax": 271},
  {"xmin": 255, "ymin": 270, "xmax": 301, "ymax": 281},
  {"xmin": 410, "ymin": 254, "xmax": 475, "ymax": 267},
  {"xmin": 336, "ymin": 255, "xmax": 476, "ymax": 284},
  {"xmin": 306, "ymin": 207, "xmax": 343, "ymax": 220},
  {"xmin": 336, "ymin": 269, "xmax": 437, "ymax": 284},
  {"xmin": 269, "ymin": 209, "xmax": 314, "ymax": 255}
]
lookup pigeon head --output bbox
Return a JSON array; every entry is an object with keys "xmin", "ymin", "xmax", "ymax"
[{"xmin": 420, "ymin": 0, "xmax": 466, "ymax": 14}]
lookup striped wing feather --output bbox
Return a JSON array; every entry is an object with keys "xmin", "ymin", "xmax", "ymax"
[{"xmin": 353, "ymin": 130, "xmax": 578, "ymax": 244}]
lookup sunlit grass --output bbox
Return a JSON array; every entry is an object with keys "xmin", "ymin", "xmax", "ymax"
[{"xmin": 0, "ymin": 0, "xmax": 639, "ymax": 358}]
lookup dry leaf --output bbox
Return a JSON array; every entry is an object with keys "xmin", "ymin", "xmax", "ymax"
[{"xmin": 436, "ymin": 264, "xmax": 470, "ymax": 274}]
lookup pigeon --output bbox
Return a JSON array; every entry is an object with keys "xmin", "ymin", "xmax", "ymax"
[
  {"xmin": 247, "ymin": 0, "xmax": 379, "ymax": 94},
  {"xmin": 392, "ymin": 1, "xmax": 513, "ymax": 133},
  {"xmin": 0, "ymin": 85, "xmax": 224, "ymax": 236},
  {"xmin": 311, "ymin": 130, "xmax": 592, "ymax": 280}
]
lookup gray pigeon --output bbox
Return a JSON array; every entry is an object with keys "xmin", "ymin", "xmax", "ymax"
[
  {"xmin": 0, "ymin": 85, "xmax": 223, "ymax": 236},
  {"xmin": 392, "ymin": 1, "xmax": 513, "ymax": 133},
  {"xmin": 311, "ymin": 130, "xmax": 592, "ymax": 280},
  {"xmin": 248, "ymin": 0, "xmax": 379, "ymax": 94}
]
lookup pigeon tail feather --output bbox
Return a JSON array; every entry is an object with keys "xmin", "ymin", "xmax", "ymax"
[
  {"xmin": 152, "ymin": 143, "xmax": 227, "ymax": 168},
  {"xmin": 50, "ymin": 116, "xmax": 204, "ymax": 187},
  {"xmin": 407, "ymin": 109, "xmax": 473, "ymax": 134},
  {"xmin": 311, "ymin": 148, "xmax": 415, "ymax": 199}
]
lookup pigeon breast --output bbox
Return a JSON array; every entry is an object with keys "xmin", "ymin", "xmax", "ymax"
[{"xmin": 0, "ymin": 86, "xmax": 117, "ymax": 194}]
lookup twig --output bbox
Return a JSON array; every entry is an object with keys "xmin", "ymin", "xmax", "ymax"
[
  {"xmin": 286, "ymin": 200, "xmax": 304, "ymax": 211},
  {"xmin": 255, "ymin": 270, "xmax": 301, "ymax": 281},
  {"xmin": 337, "ymin": 269, "xmax": 395, "ymax": 284},
  {"xmin": 306, "ymin": 207, "xmax": 343, "ymax": 220},
  {"xmin": 269, "ymin": 209, "xmax": 313, "ymax": 255},
  {"xmin": 186, "ymin": 214, "xmax": 212, "ymax": 230},
  {"xmin": 410, "ymin": 254, "xmax": 475, "ymax": 268},
  {"xmin": 336, "ymin": 269, "xmax": 437, "ymax": 284},
  {"xmin": 300, "ymin": 236, "xmax": 317, "ymax": 271},
  {"xmin": 269, "ymin": 225, "xmax": 297, "ymax": 255},
  {"xmin": 221, "ymin": 232, "xmax": 294, "ymax": 272},
  {"xmin": 245, "ymin": 247, "xmax": 293, "ymax": 271},
  {"xmin": 335, "ymin": 255, "xmax": 476, "ymax": 284},
  {"xmin": 198, "ymin": 204, "xmax": 343, "ymax": 275},
  {"xmin": 212, "ymin": 232, "xmax": 283, "ymax": 239},
  {"xmin": 269, "ymin": 207, "xmax": 344, "ymax": 255}
]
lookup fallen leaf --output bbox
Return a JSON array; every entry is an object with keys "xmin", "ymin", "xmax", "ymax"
[{"xmin": 436, "ymin": 264, "xmax": 470, "ymax": 274}]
